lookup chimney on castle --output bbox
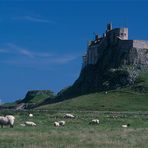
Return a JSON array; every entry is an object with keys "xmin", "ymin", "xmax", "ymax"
[{"xmin": 107, "ymin": 23, "xmax": 112, "ymax": 31}]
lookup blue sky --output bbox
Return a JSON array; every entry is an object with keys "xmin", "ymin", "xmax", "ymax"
[{"xmin": 0, "ymin": 0, "xmax": 148, "ymax": 102}]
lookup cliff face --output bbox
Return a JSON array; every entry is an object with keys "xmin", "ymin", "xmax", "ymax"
[
  {"xmin": 126, "ymin": 48, "xmax": 148, "ymax": 66},
  {"xmin": 57, "ymin": 45, "xmax": 148, "ymax": 100}
]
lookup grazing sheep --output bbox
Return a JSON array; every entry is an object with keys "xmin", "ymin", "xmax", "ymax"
[
  {"xmin": 29, "ymin": 113, "xmax": 33, "ymax": 117},
  {"xmin": 122, "ymin": 124, "xmax": 130, "ymax": 128},
  {"xmin": 54, "ymin": 122, "xmax": 60, "ymax": 127},
  {"xmin": 89, "ymin": 119, "xmax": 100, "ymax": 125},
  {"xmin": 0, "ymin": 115, "xmax": 15, "ymax": 128},
  {"xmin": 59, "ymin": 121, "xmax": 65, "ymax": 126},
  {"xmin": 20, "ymin": 123, "xmax": 26, "ymax": 127},
  {"xmin": 0, "ymin": 116, "xmax": 9, "ymax": 128},
  {"xmin": 6, "ymin": 115, "xmax": 15, "ymax": 127},
  {"xmin": 25, "ymin": 121, "xmax": 36, "ymax": 126},
  {"xmin": 64, "ymin": 113, "xmax": 75, "ymax": 119}
]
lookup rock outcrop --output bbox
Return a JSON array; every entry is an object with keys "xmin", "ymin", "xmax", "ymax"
[{"xmin": 57, "ymin": 45, "xmax": 148, "ymax": 100}]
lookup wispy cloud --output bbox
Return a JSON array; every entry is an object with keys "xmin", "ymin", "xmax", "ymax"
[
  {"xmin": 12, "ymin": 16, "xmax": 55, "ymax": 24},
  {"xmin": 0, "ymin": 49, "xmax": 9, "ymax": 53},
  {"xmin": 0, "ymin": 43, "xmax": 80, "ymax": 69},
  {"xmin": 5, "ymin": 43, "xmax": 52, "ymax": 58},
  {"xmin": 53, "ymin": 55, "xmax": 80, "ymax": 64}
]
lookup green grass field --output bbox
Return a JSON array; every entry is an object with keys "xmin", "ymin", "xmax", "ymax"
[{"xmin": 0, "ymin": 110, "xmax": 148, "ymax": 148}]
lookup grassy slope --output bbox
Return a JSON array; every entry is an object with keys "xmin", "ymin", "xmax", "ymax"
[
  {"xmin": 1, "ymin": 102, "xmax": 17, "ymax": 107},
  {"xmin": 138, "ymin": 72, "xmax": 148, "ymax": 85},
  {"xmin": 27, "ymin": 93, "xmax": 50, "ymax": 104},
  {"xmin": 37, "ymin": 90, "xmax": 148, "ymax": 111},
  {"xmin": 1, "ymin": 94, "xmax": 50, "ymax": 108},
  {"xmin": 38, "ymin": 72, "xmax": 148, "ymax": 111},
  {"xmin": 20, "ymin": 90, "xmax": 55, "ymax": 105}
]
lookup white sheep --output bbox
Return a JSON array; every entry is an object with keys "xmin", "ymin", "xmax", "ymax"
[
  {"xmin": 0, "ymin": 115, "xmax": 15, "ymax": 128},
  {"xmin": 20, "ymin": 123, "xmax": 26, "ymax": 127},
  {"xmin": 54, "ymin": 122, "xmax": 60, "ymax": 127},
  {"xmin": 89, "ymin": 119, "xmax": 100, "ymax": 125},
  {"xmin": 29, "ymin": 113, "xmax": 33, "ymax": 117},
  {"xmin": 6, "ymin": 115, "xmax": 15, "ymax": 127},
  {"xmin": 64, "ymin": 113, "xmax": 75, "ymax": 118},
  {"xmin": 59, "ymin": 121, "xmax": 65, "ymax": 126},
  {"xmin": 25, "ymin": 121, "xmax": 36, "ymax": 126},
  {"xmin": 122, "ymin": 124, "xmax": 130, "ymax": 128}
]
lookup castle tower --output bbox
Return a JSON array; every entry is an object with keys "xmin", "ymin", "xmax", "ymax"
[
  {"xmin": 95, "ymin": 34, "xmax": 99, "ymax": 41},
  {"xmin": 107, "ymin": 23, "xmax": 112, "ymax": 32}
]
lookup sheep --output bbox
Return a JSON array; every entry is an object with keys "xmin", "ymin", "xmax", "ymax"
[
  {"xmin": 29, "ymin": 113, "xmax": 33, "ymax": 117},
  {"xmin": 20, "ymin": 123, "xmax": 26, "ymax": 127},
  {"xmin": 25, "ymin": 121, "xmax": 36, "ymax": 126},
  {"xmin": 6, "ymin": 115, "xmax": 15, "ymax": 127},
  {"xmin": 105, "ymin": 91, "xmax": 108, "ymax": 94},
  {"xmin": 54, "ymin": 122, "xmax": 60, "ymax": 127},
  {"xmin": 59, "ymin": 121, "xmax": 65, "ymax": 126},
  {"xmin": 89, "ymin": 119, "xmax": 100, "ymax": 125},
  {"xmin": 0, "ymin": 115, "xmax": 15, "ymax": 128},
  {"xmin": 122, "ymin": 124, "xmax": 130, "ymax": 128},
  {"xmin": 0, "ymin": 116, "xmax": 9, "ymax": 128},
  {"xmin": 64, "ymin": 113, "xmax": 75, "ymax": 119}
]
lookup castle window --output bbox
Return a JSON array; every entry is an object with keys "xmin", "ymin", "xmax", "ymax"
[
  {"xmin": 124, "ymin": 33, "xmax": 126, "ymax": 36},
  {"xmin": 121, "ymin": 33, "xmax": 124, "ymax": 36}
]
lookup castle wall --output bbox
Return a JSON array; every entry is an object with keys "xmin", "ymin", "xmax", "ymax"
[
  {"xmin": 118, "ymin": 39, "xmax": 133, "ymax": 51},
  {"xmin": 133, "ymin": 40, "xmax": 148, "ymax": 49},
  {"xmin": 87, "ymin": 44, "xmax": 99, "ymax": 65},
  {"xmin": 82, "ymin": 55, "xmax": 87, "ymax": 68}
]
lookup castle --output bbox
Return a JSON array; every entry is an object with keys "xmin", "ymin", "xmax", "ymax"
[
  {"xmin": 82, "ymin": 23, "xmax": 148, "ymax": 68},
  {"xmin": 57, "ymin": 23, "xmax": 148, "ymax": 100}
]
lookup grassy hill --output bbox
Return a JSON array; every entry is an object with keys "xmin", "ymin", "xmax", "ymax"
[
  {"xmin": 37, "ymin": 72, "xmax": 148, "ymax": 111},
  {"xmin": 20, "ymin": 90, "xmax": 55, "ymax": 104},
  {"xmin": 37, "ymin": 90, "xmax": 148, "ymax": 111}
]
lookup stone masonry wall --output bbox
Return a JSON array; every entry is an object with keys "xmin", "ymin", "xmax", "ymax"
[{"xmin": 133, "ymin": 40, "xmax": 148, "ymax": 49}]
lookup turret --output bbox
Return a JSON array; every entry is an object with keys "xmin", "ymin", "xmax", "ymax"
[
  {"xmin": 103, "ymin": 33, "xmax": 106, "ymax": 38},
  {"xmin": 95, "ymin": 34, "xmax": 99, "ymax": 41},
  {"xmin": 107, "ymin": 23, "xmax": 112, "ymax": 32}
]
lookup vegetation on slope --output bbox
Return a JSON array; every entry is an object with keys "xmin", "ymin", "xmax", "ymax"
[
  {"xmin": 133, "ymin": 72, "xmax": 148, "ymax": 92},
  {"xmin": 20, "ymin": 90, "xmax": 55, "ymax": 104},
  {"xmin": 37, "ymin": 72, "xmax": 148, "ymax": 111},
  {"xmin": 37, "ymin": 90, "xmax": 148, "ymax": 111}
]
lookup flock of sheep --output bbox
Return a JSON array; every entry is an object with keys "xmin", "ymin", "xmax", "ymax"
[{"xmin": 0, "ymin": 113, "xmax": 130, "ymax": 128}]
